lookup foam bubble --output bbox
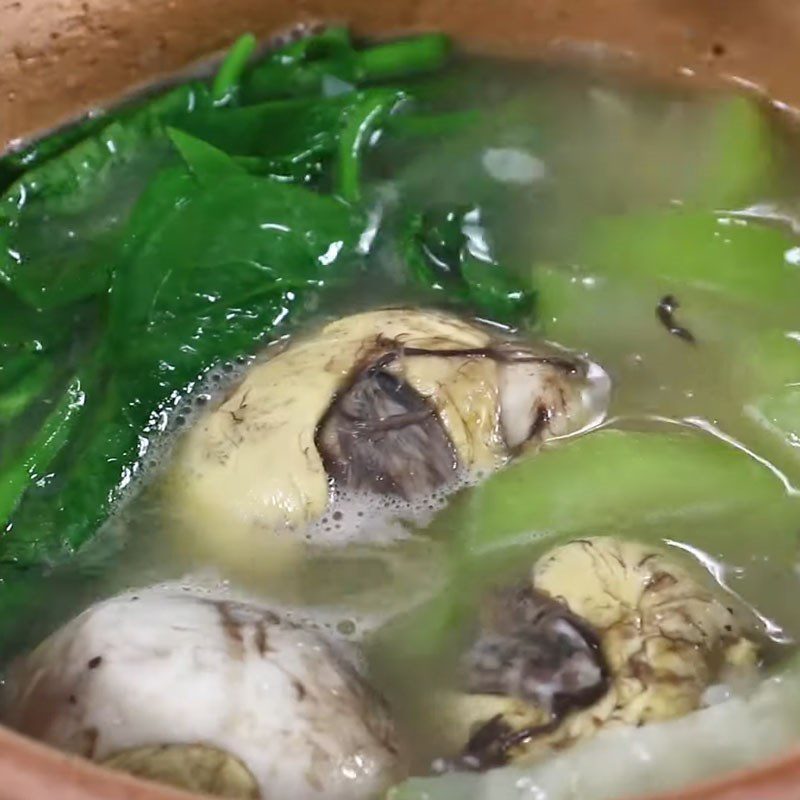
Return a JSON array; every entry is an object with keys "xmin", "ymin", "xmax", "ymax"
[
  {"xmin": 132, "ymin": 356, "xmax": 255, "ymax": 486},
  {"xmin": 305, "ymin": 472, "xmax": 476, "ymax": 549},
  {"xmin": 118, "ymin": 573, "xmax": 397, "ymax": 648}
]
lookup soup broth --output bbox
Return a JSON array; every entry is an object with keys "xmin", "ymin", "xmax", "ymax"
[{"xmin": 2, "ymin": 28, "xmax": 800, "ymax": 800}]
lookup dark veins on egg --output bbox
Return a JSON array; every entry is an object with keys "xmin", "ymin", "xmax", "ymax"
[
  {"xmin": 316, "ymin": 340, "xmax": 581, "ymax": 500},
  {"xmin": 455, "ymin": 585, "xmax": 609, "ymax": 770}
]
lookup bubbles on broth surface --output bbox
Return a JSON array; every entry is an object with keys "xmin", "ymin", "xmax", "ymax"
[
  {"xmin": 129, "ymin": 570, "xmax": 416, "ymax": 649},
  {"xmin": 306, "ymin": 477, "xmax": 475, "ymax": 548},
  {"xmin": 133, "ymin": 356, "xmax": 255, "ymax": 481}
]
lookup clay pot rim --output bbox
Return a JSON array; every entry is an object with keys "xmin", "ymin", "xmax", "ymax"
[{"xmin": 0, "ymin": 719, "xmax": 799, "ymax": 800}]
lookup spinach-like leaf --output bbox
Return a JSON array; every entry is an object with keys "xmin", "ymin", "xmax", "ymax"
[
  {"xmin": 211, "ymin": 33, "xmax": 258, "ymax": 106},
  {"xmin": 110, "ymin": 165, "xmax": 363, "ymax": 382},
  {"xmin": 0, "ymin": 26, "xmax": 472, "ymax": 580},
  {"xmin": 0, "ymin": 84, "xmax": 211, "ymax": 310},
  {"xmin": 167, "ymin": 128, "xmax": 247, "ymax": 182},
  {"xmin": 336, "ymin": 90, "xmax": 408, "ymax": 202},
  {"xmin": 2, "ymin": 159, "xmax": 366, "ymax": 566},
  {"xmin": 241, "ymin": 30, "xmax": 450, "ymax": 103},
  {"xmin": 404, "ymin": 205, "xmax": 534, "ymax": 322},
  {"xmin": 0, "ymin": 370, "xmax": 94, "ymax": 527}
]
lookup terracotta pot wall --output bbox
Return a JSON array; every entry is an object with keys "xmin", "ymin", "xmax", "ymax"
[
  {"xmin": 3, "ymin": 0, "xmax": 800, "ymax": 798},
  {"xmin": 3, "ymin": 0, "xmax": 800, "ymax": 148}
]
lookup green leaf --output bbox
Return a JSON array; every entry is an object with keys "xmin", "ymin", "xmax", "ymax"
[
  {"xmin": 211, "ymin": 32, "xmax": 258, "ymax": 106},
  {"xmin": 336, "ymin": 90, "xmax": 408, "ymax": 202},
  {"xmin": 3, "ymin": 167, "xmax": 364, "ymax": 565},
  {"xmin": 176, "ymin": 93, "xmax": 359, "ymax": 185},
  {"xmin": 0, "ymin": 356, "xmax": 54, "ymax": 424},
  {"xmin": 0, "ymin": 378, "xmax": 135, "ymax": 567},
  {"xmin": 240, "ymin": 27, "xmax": 358, "ymax": 103},
  {"xmin": 167, "ymin": 128, "xmax": 246, "ymax": 182},
  {"xmin": 356, "ymin": 34, "xmax": 451, "ymax": 83},
  {"xmin": 0, "ymin": 83, "xmax": 211, "ymax": 310},
  {"xmin": 0, "ymin": 369, "xmax": 94, "ymax": 527},
  {"xmin": 109, "ymin": 168, "xmax": 364, "ymax": 382},
  {"xmin": 240, "ymin": 29, "xmax": 451, "ymax": 104},
  {"xmin": 404, "ymin": 205, "xmax": 534, "ymax": 323}
]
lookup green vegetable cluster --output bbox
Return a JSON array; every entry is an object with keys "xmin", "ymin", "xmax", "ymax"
[{"xmin": 0, "ymin": 28, "xmax": 534, "ymax": 595}]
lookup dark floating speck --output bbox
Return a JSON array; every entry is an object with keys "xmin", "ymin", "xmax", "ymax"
[
  {"xmin": 656, "ymin": 294, "xmax": 696, "ymax": 345},
  {"xmin": 87, "ymin": 656, "xmax": 103, "ymax": 669}
]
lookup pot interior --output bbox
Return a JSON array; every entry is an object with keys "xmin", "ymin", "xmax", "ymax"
[{"xmin": 3, "ymin": 4, "xmax": 800, "ymax": 800}]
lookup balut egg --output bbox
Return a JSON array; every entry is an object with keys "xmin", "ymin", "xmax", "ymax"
[
  {"xmin": 163, "ymin": 308, "xmax": 609, "ymax": 571},
  {"xmin": 436, "ymin": 536, "xmax": 760, "ymax": 770},
  {"xmin": 1, "ymin": 588, "xmax": 402, "ymax": 800}
]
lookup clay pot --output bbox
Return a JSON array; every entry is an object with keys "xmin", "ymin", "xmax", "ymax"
[{"xmin": 2, "ymin": 0, "xmax": 800, "ymax": 798}]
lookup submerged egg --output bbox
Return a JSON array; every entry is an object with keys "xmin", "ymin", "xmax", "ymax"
[
  {"xmin": 436, "ymin": 536, "xmax": 761, "ymax": 770},
  {"xmin": 162, "ymin": 308, "xmax": 609, "ymax": 573},
  {"xmin": 1, "ymin": 589, "xmax": 402, "ymax": 800}
]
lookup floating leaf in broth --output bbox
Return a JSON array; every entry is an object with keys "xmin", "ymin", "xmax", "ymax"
[
  {"xmin": 109, "ymin": 168, "xmax": 364, "ymax": 387},
  {"xmin": 240, "ymin": 29, "xmax": 450, "ymax": 104},
  {"xmin": 404, "ymin": 205, "xmax": 534, "ymax": 323},
  {"xmin": 0, "ymin": 90, "xmax": 206, "ymax": 310},
  {"xmin": 166, "ymin": 128, "xmax": 248, "ymax": 182},
  {"xmin": 1, "ymin": 158, "xmax": 365, "ymax": 566},
  {"xmin": 210, "ymin": 33, "xmax": 258, "ymax": 107}
]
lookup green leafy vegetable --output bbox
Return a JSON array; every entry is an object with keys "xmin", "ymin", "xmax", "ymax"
[
  {"xmin": 0, "ymin": 370, "xmax": 93, "ymax": 528},
  {"xmin": 167, "ymin": 127, "xmax": 247, "ymax": 182},
  {"xmin": 0, "ymin": 356, "xmax": 54, "ymax": 425},
  {"xmin": 211, "ymin": 33, "xmax": 258, "ymax": 106},
  {"xmin": 404, "ymin": 205, "xmax": 534, "ymax": 322},
  {"xmin": 111, "ymin": 166, "xmax": 363, "ymax": 388},
  {"xmin": 2, "ymin": 125, "xmax": 367, "ymax": 564},
  {"xmin": 337, "ymin": 90, "xmax": 407, "ymax": 202},
  {"xmin": 0, "ymin": 85, "xmax": 211, "ymax": 311},
  {"xmin": 241, "ymin": 30, "xmax": 450, "ymax": 103},
  {"xmin": 0, "ymin": 114, "xmax": 110, "ymax": 180}
]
